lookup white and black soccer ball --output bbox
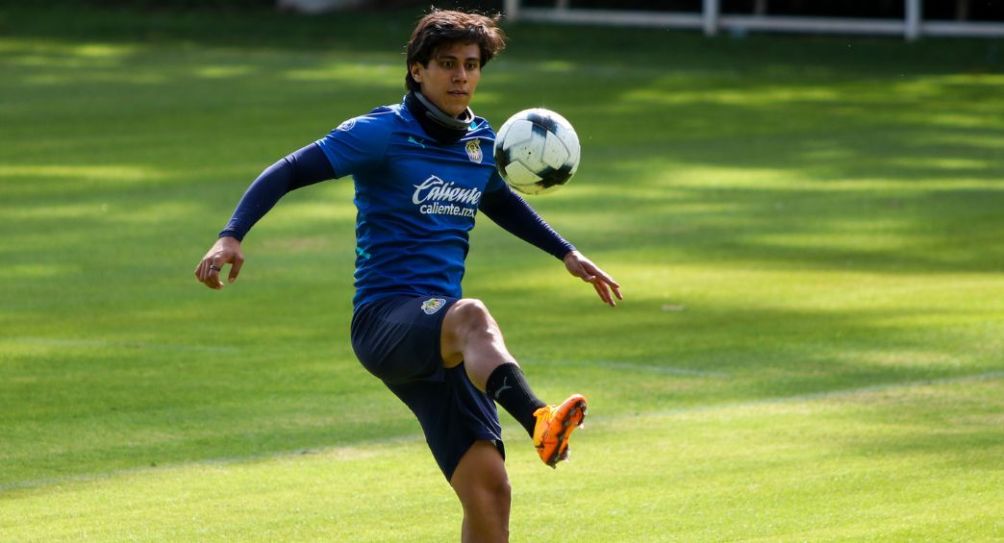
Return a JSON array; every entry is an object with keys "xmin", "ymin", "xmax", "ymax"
[{"xmin": 493, "ymin": 108, "xmax": 580, "ymax": 195}]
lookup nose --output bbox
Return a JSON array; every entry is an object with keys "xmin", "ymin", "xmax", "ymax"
[{"xmin": 452, "ymin": 66, "xmax": 468, "ymax": 83}]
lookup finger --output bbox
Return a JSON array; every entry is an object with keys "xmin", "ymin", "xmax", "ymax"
[
  {"xmin": 597, "ymin": 282, "xmax": 614, "ymax": 307},
  {"xmin": 592, "ymin": 279, "xmax": 614, "ymax": 307},
  {"xmin": 204, "ymin": 273, "xmax": 222, "ymax": 289},
  {"xmin": 200, "ymin": 259, "xmax": 221, "ymax": 289},
  {"xmin": 593, "ymin": 271, "xmax": 622, "ymax": 301},
  {"xmin": 200, "ymin": 266, "xmax": 214, "ymax": 288},
  {"xmin": 197, "ymin": 260, "xmax": 211, "ymax": 283},
  {"xmin": 586, "ymin": 263, "xmax": 620, "ymax": 289},
  {"xmin": 229, "ymin": 257, "xmax": 243, "ymax": 283},
  {"xmin": 575, "ymin": 260, "xmax": 599, "ymax": 278},
  {"xmin": 208, "ymin": 263, "xmax": 224, "ymax": 289},
  {"xmin": 598, "ymin": 272, "xmax": 620, "ymax": 290},
  {"xmin": 586, "ymin": 265, "xmax": 622, "ymax": 301}
]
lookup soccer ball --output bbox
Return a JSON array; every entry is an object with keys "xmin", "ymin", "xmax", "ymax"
[{"xmin": 493, "ymin": 108, "xmax": 580, "ymax": 195}]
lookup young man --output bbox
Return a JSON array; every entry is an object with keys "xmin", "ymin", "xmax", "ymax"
[{"xmin": 194, "ymin": 9, "xmax": 621, "ymax": 542}]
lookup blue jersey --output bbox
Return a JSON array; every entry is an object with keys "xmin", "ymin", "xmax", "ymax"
[{"xmin": 317, "ymin": 98, "xmax": 506, "ymax": 308}]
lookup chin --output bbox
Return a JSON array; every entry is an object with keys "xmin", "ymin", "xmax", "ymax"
[
  {"xmin": 426, "ymin": 92, "xmax": 470, "ymax": 117},
  {"xmin": 447, "ymin": 99, "xmax": 471, "ymax": 113},
  {"xmin": 444, "ymin": 102, "xmax": 467, "ymax": 115}
]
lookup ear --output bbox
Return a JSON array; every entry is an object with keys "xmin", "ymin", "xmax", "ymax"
[{"xmin": 409, "ymin": 63, "xmax": 424, "ymax": 84}]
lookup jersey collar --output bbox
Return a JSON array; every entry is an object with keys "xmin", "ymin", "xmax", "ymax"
[{"xmin": 404, "ymin": 91, "xmax": 473, "ymax": 145}]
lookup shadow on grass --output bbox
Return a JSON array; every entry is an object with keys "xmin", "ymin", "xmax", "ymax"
[
  {"xmin": 829, "ymin": 377, "xmax": 1004, "ymax": 471},
  {"xmin": 2, "ymin": 4, "xmax": 1004, "ymax": 488}
]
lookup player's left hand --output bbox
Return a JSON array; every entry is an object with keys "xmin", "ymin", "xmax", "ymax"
[{"xmin": 563, "ymin": 250, "xmax": 623, "ymax": 307}]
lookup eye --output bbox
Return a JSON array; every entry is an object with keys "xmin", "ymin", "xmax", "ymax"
[
  {"xmin": 441, "ymin": 60, "xmax": 455, "ymax": 69},
  {"xmin": 465, "ymin": 62, "xmax": 478, "ymax": 71}
]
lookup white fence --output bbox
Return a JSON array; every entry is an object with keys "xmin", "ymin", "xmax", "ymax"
[{"xmin": 503, "ymin": 0, "xmax": 1004, "ymax": 40}]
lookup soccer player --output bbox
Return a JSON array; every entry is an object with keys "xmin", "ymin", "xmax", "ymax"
[{"xmin": 194, "ymin": 9, "xmax": 621, "ymax": 542}]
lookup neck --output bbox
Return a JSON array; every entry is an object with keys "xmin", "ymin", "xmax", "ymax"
[{"xmin": 405, "ymin": 91, "xmax": 473, "ymax": 144}]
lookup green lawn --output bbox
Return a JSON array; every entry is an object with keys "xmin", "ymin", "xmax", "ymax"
[{"xmin": 2, "ymin": 5, "xmax": 1003, "ymax": 541}]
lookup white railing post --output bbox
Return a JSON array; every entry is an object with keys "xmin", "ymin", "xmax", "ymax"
[
  {"xmin": 703, "ymin": 0, "xmax": 720, "ymax": 36},
  {"xmin": 905, "ymin": 0, "xmax": 922, "ymax": 40},
  {"xmin": 512, "ymin": 0, "xmax": 1004, "ymax": 39},
  {"xmin": 505, "ymin": 0, "xmax": 520, "ymax": 22}
]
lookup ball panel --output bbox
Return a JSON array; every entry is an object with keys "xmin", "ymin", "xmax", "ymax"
[
  {"xmin": 541, "ymin": 131, "xmax": 570, "ymax": 169},
  {"xmin": 530, "ymin": 183, "xmax": 563, "ymax": 195},
  {"xmin": 502, "ymin": 119, "xmax": 534, "ymax": 152},
  {"xmin": 493, "ymin": 144, "xmax": 511, "ymax": 179},
  {"xmin": 509, "ymin": 182, "xmax": 538, "ymax": 195},
  {"xmin": 524, "ymin": 109, "xmax": 561, "ymax": 134},
  {"xmin": 509, "ymin": 140, "xmax": 538, "ymax": 164},
  {"xmin": 494, "ymin": 120, "xmax": 511, "ymax": 151},
  {"xmin": 536, "ymin": 163, "xmax": 574, "ymax": 189},
  {"xmin": 555, "ymin": 125, "xmax": 580, "ymax": 166},
  {"xmin": 504, "ymin": 160, "xmax": 542, "ymax": 187}
]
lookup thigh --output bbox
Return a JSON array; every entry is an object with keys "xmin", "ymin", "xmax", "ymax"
[
  {"xmin": 451, "ymin": 440, "xmax": 508, "ymax": 492},
  {"xmin": 351, "ymin": 295, "xmax": 458, "ymax": 385},
  {"xmin": 387, "ymin": 364, "xmax": 505, "ymax": 481},
  {"xmin": 451, "ymin": 441, "xmax": 511, "ymax": 543}
]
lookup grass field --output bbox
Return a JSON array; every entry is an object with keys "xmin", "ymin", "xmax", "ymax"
[{"xmin": 2, "ymin": 4, "xmax": 1004, "ymax": 541}]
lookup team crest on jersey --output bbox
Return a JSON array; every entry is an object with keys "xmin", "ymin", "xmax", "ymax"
[
  {"xmin": 421, "ymin": 298, "xmax": 447, "ymax": 315},
  {"xmin": 337, "ymin": 118, "xmax": 356, "ymax": 132},
  {"xmin": 465, "ymin": 139, "xmax": 483, "ymax": 163}
]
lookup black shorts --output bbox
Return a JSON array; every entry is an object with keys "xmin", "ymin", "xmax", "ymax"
[{"xmin": 351, "ymin": 295, "xmax": 505, "ymax": 481}]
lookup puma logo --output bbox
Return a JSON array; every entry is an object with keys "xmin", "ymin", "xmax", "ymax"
[{"xmin": 493, "ymin": 377, "xmax": 512, "ymax": 400}]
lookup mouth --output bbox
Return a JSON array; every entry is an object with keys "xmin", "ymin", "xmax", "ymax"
[{"xmin": 448, "ymin": 90, "xmax": 469, "ymax": 97}]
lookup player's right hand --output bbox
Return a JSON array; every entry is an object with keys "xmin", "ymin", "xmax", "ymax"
[{"xmin": 194, "ymin": 236, "xmax": 244, "ymax": 290}]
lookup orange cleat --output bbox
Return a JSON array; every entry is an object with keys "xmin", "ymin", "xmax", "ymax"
[{"xmin": 532, "ymin": 394, "xmax": 587, "ymax": 468}]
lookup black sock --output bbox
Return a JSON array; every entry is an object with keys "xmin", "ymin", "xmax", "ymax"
[{"xmin": 486, "ymin": 363, "xmax": 547, "ymax": 438}]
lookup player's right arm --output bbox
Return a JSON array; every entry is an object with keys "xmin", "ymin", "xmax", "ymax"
[
  {"xmin": 195, "ymin": 235, "xmax": 244, "ymax": 289},
  {"xmin": 194, "ymin": 143, "xmax": 335, "ymax": 289},
  {"xmin": 194, "ymin": 111, "xmax": 389, "ymax": 290}
]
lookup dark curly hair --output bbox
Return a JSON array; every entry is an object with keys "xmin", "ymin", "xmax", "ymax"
[{"xmin": 405, "ymin": 9, "xmax": 507, "ymax": 92}]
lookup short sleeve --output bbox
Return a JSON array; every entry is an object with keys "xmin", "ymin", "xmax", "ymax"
[{"xmin": 315, "ymin": 112, "xmax": 392, "ymax": 178}]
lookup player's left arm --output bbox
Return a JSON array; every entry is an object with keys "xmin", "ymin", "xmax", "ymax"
[
  {"xmin": 562, "ymin": 250, "xmax": 622, "ymax": 307},
  {"xmin": 478, "ymin": 185, "xmax": 622, "ymax": 306}
]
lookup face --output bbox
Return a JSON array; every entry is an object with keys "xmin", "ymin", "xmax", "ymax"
[{"xmin": 410, "ymin": 42, "xmax": 482, "ymax": 117}]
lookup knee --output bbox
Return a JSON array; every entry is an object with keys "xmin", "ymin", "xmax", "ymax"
[
  {"xmin": 452, "ymin": 298, "xmax": 492, "ymax": 323},
  {"xmin": 451, "ymin": 442, "xmax": 512, "ymax": 526},
  {"xmin": 472, "ymin": 475, "xmax": 511, "ymax": 511},
  {"xmin": 451, "ymin": 298, "xmax": 499, "ymax": 335},
  {"xmin": 492, "ymin": 476, "xmax": 512, "ymax": 505}
]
